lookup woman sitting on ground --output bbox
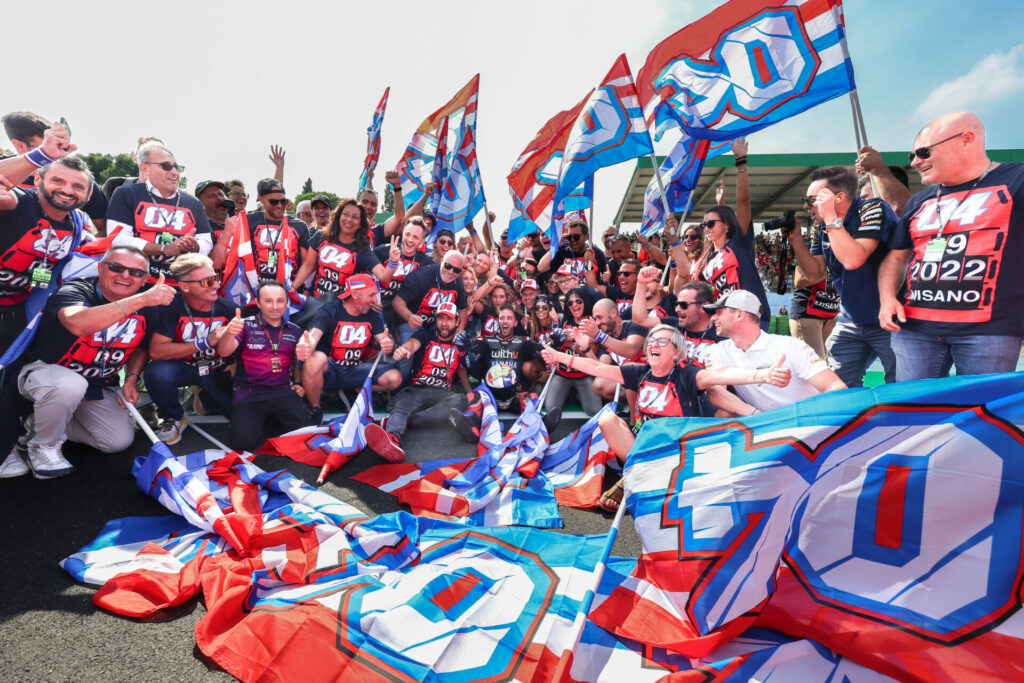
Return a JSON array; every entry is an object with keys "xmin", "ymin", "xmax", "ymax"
[{"xmin": 540, "ymin": 324, "xmax": 790, "ymax": 511}]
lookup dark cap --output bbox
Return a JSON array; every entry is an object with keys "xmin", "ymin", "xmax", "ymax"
[
  {"xmin": 194, "ymin": 180, "xmax": 225, "ymax": 196},
  {"xmin": 257, "ymin": 178, "xmax": 284, "ymax": 196},
  {"xmin": 310, "ymin": 194, "xmax": 332, "ymax": 209}
]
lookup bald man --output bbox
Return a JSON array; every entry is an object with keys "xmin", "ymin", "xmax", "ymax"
[{"xmin": 878, "ymin": 111, "xmax": 1024, "ymax": 380}]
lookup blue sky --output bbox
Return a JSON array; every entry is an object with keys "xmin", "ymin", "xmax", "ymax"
[{"xmin": 3, "ymin": 0, "xmax": 1022, "ymax": 233}]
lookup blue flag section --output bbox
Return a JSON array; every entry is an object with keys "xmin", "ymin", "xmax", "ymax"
[
  {"xmin": 359, "ymin": 86, "xmax": 390, "ymax": 191},
  {"xmin": 591, "ymin": 373, "xmax": 1024, "ymax": 681}
]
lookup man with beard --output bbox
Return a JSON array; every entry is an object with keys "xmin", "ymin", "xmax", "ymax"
[
  {"xmin": 393, "ymin": 249, "xmax": 468, "ymax": 344},
  {"xmin": 537, "ymin": 220, "xmax": 607, "ymax": 285},
  {"xmin": 577, "ymin": 298, "xmax": 646, "ymax": 402},
  {"xmin": 365, "ymin": 302, "xmax": 471, "ymax": 462},
  {"xmin": 375, "ymin": 216, "xmax": 433, "ymax": 334},
  {"xmin": 10, "ymin": 247, "xmax": 175, "ymax": 478},
  {"xmin": 586, "ymin": 256, "xmax": 641, "ymax": 313},
  {"xmin": 144, "ymin": 254, "xmax": 236, "ymax": 444},
  {"xmin": 108, "ymin": 145, "xmax": 212, "ymax": 285},
  {"xmin": 449, "ymin": 305, "xmax": 561, "ymax": 442},
  {"xmin": 301, "ymin": 274, "xmax": 401, "ymax": 423}
]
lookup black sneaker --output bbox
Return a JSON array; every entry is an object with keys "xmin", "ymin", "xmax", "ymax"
[
  {"xmin": 448, "ymin": 409, "xmax": 480, "ymax": 443},
  {"xmin": 308, "ymin": 405, "xmax": 324, "ymax": 425},
  {"xmin": 364, "ymin": 424, "xmax": 405, "ymax": 463},
  {"xmin": 542, "ymin": 406, "xmax": 562, "ymax": 433}
]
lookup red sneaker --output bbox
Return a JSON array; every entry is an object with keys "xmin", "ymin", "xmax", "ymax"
[{"xmin": 365, "ymin": 424, "xmax": 406, "ymax": 463}]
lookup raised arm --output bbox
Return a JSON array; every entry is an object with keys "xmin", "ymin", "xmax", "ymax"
[
  {"xmin": 855, "ymin": 146, "xmax": 912, "ymax": 217},
  {"xmin": 59, "ymin": 274, "xmax": 174, "ymax": 337},
  {"xmin": 539, "ymin": 344, "xmax": 624, "ymax": 384},
  {"xmin": 732, "ymin": 138, "xmax": 751, "ymax": 232},
  {"xmin": 380, "ymin": 170, "xmax": 406, "ymax": 238}
]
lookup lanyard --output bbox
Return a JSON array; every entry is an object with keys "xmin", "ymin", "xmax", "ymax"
[
  {"xmin": 933, "ymin": 162, "xmax": 996, "ymax": 238},
  {"xmin": 181, "ymin": 299, "xmax": 212, "ymax": 342},
  {"xmin": 148, "ymin": 186, "xmax": 181, "ymax": 242},
  {"xmin": 257, "ymin": 312, "xmax": 284, "ymax": 353}
]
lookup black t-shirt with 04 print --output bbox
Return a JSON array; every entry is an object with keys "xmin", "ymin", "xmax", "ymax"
[
  {"xmin": 396, "ymin": 263, "xmax": 467, "ymax": 326},
  {"xmin": 22, "ymin": 277, "xmax": 157, "ymax": 387}
]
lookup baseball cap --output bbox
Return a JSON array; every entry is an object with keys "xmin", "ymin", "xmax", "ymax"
[
  {"xmin": 257, "ymin": 178, "xmax": 285, "ymax": 196},
  {"xmin": 310, "ymin": 194, "xmax": 332, "ymax": 209},
  {"xmin": 520, "ymin": 279, "xmax": 539, "ymax": 291},
  {"xmin": 436, "ymin": 302, "xmax": 458, "ymax": 319},
  {"xmin": 702, "ymin": 290, "xmax": 762, "ymax": 317},
  {"xmin": 555, "ymin": 264, "xmax": 575, "ymax": 277},
  {"xmin": 338, "ymin": 274, "xmax": 378, "ymax": 299},
  {"xmin": 194, "ymin": 180, "xmax": 225, "ymax": 196}
]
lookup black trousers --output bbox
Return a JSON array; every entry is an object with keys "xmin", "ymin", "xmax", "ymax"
[
  {"xmin": 230, "ymin": 392, "xmax": 315, "ymax": 452},
  {"xmin": 387, "ymin": 386, "xmax": 467, "ymax": 437}
]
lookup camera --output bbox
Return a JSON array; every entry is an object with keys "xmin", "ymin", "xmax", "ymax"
[
  {"xmin": 763, "ymin": 209, "xmax": 796, "ymax": 231},
  {"xmin": 221, "ymin": 199, "xmax": 236, "ymax": 218}
]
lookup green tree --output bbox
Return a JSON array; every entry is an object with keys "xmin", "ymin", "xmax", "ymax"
[
  {"xmin": 295, "ymin": 190, "xmax": 343, "ymax": 208},
  {"xmin": 302, "ymin": 177, "xmax": 313, "ymax": 194},
  {"xmin": 78, "ymin": 152, "xmax": 138, "ymax": 186}
]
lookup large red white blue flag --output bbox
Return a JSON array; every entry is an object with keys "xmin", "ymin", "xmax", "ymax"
[
  {"xmin": 591, "ymin": 373, "xmax": 1024, "ymax": 680},
  {"xmin": 540, "ymin": 402, "xmax": 617, "ymax": 508},
  {"xmin": 639, "ymin": 134, "xmax": 729, "ymax": 237},
  {"xmin": 396, "ymin": 74, "xmax": 481, "ymax": 210},
  {"xmin": 637, "ymin": 0, "xmax": 855, "ymax": 141},
  {"xmin": 551, "ymin": 55, "xmax": 653, "ymax": 223},
  {"xmin": 359, "ymin": 86, "xmax": 390, "ymax": 191},
  {"xmin": 432, "ymin": 120, "xmax": 487, "ymax": 236}
]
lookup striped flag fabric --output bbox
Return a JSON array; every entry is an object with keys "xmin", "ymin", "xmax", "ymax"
[{"xmin": 358, "ymin": 86, "xmax": 390, "ymax": 190}]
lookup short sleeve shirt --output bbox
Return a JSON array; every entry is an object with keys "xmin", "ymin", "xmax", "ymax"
[
  {"xmin": 307, "ymin": 233, "xmax": 380, "ymax": 296},
  {"xmin": 243, "ymin": 212, "xmax": 310, "ymax": 282},
  {"xmin": 409, "ymin": 327, "xmax": 465, "ymax": 389},
  {"xmin": 310, "ymin": 298, "xmax": 385, "ymax": 366},
  {"xmin": 0, "ymin": 188, "xmax": 79, "ymax": 305},
  {"xmin": 374, "ymin": 244, "xmax": 432, "ymax": 306},
  {"xmin": 619, "ymin": 363, "xmax": 701, "ymax": 427},
  {"xmin": 152, "ymin": 291, "xmax": 235, "ymax": 370},
  {"xmin": 396, "ymin": 263, "xmax": 467, "ymax": 326},
  {"xmin": 231, "ymin": 315, "xmax": 301, "ymax": 403}
]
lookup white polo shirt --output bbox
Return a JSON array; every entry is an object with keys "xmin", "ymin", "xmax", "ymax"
[{"xmin": 704, "ymin": 331, "xmax": 830, "ymax": 411}]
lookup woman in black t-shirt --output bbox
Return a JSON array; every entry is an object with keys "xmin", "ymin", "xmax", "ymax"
[
  {"xmin": 540, "ymin": 324, "xmax": 790, "ymax": 511},
  {"xmin": 308, "ymin": 199, "xmax": 398, "ymax": 296}
]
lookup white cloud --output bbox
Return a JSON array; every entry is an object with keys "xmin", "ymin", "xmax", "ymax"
[{"xmin": 915, "ymin": 44, "xmax": 1024, "ymax": 120}]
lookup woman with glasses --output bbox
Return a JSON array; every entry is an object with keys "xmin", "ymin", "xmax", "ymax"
[
  {"xmin": 526, "ymin": 295, "xmax": 560, "ymax": 345},
  {"xmin": 473, "ymin": 281, "xmax": 523, "ymax": 338},
  {"xmin": 693, "ymin": 138, "xmax": 772, "ymax": 330},
  {"xmin": 542, "ymin": 287, "xmax": 604, "ymax": 417},
  {"xmin": 431, "ymin": 229, "xmax": 457, "ymax": 263},
  {"xmin": 307, "ymin": 198, "xmax": 399, "ymax": 297},
  {"xmin": 540, "ymin": 324, "xmax": 789, "ymax": 511}
]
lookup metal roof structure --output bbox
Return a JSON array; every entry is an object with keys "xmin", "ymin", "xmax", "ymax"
[{"xmin": 613, "ymin": 149, "xmax": 1024, "ymax": 228}]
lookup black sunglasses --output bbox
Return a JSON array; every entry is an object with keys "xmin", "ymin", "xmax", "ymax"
[
  {"xmin": 909, "ymin": 131, "xmax": 965, "ymax": 163},
  {"xmin": 566, "ymin": 233, "xmax": 584, "ymax": 241},
  {"xmin": 618, "ymin": 270, "xmax": 637, "ymax": 277},
  {"xmin": 265, "ymin": 198, "xmax": 287, "ymax": 207},
  {"xmin": 535, "ymin": 305, "xmax": 551, "ymax": 311},
  {"xmin": 803, "ymin": 196, "xmax": 817, "ymax": 207},
  {"xmin": 443, "ymin": 263, "xmax": 464, "ymax": 274},
  {"xmin": 699, "ymin": 219, "xmax": 722, "ymax": 230},
  {"xmin": 682, "ymin": 233, "xmax": 700, "ymax": 241},
  {"xmin": 676, "ymin": 301, "xmax": 698, "ymax": 310},
  {"xmin": 146, "ymin": 161, "xmax": 183, "ymax": 172},
  {"xmin": 178, "ymin": 274, "xmax": 221, "ymax": 287},
  {"xmin": 567, "ymin": 299, "xmax": 584, "ymax": 306},
  {"xmin": 104, "ymin": 262, "xmax": 148, "ymax": 278}
]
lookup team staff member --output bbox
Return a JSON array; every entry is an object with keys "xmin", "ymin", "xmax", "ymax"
[
  {"xmin": 12, "ymin": 247, "xmax": 174, "ymax": 478},
  {"xmin": 301, "ymin": 274, "xmax": 401, "ymax": 423},
  {"xmin": 145, "ymin": 254, "xmax": 235, "ymax": 444},
  {"xmin": 878, "ymin": 111, "xmax": 1024, "ymax": 380},
  {"xmin": 108, "ymin": 145, "xmax": 212, "ymax": 285},
  {"xmin": 216, "ymin": 280, "xmax": 316, "ymax": 451},
  {"xmin": 540, "ymin": 324, "xmax": 790, "ymax": 511},
  {"xmin": 367, "ymin": 302, "xmax": 471, "ymax": 463}
]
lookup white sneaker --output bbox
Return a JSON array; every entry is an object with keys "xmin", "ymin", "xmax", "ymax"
[
  {"xmin": 156, "ymin": 417, "xmax": 187, "ymax": 444},
  {"xmin": 26, "ymin": 441, "xmax": 74, "ymax": 479},
  {"xmin": 0, "ymin": 445, "xmax": 29, "ymax": 478}
]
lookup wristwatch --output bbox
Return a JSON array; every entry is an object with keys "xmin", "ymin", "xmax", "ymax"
[{"xmin": 825, "ymin": 219, "xmax": 844, "ymax": 231}]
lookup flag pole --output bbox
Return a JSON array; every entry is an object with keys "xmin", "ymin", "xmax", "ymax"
[
  {"xmin": 536, "ymin": 366, "xmax": 558, "ymax": 408},
  {"xmin": 190, "ymin": 423, "xmax": 231, "ymax": 452},
  {"xmin": 648, "ymin": 151, "xmax": 672, "ymax": 217},
  {"xmin": 317, "ymin": 352, "xmax": 384, "ymax": 486},
  {"xmin": 480, "ymin": 202, "xmax": 495, "ymax": 251},
  {"xmin": 120, "ymin": 391, "xmax": 161, "ymax": 446}
]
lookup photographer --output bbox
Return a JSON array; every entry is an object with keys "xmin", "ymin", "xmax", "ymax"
[{"xmin": 786, "ymin": 166, "xmax": 897, "ymax": 387}]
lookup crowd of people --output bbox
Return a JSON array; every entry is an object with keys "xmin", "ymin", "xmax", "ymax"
[{"xmin": 1, "ymin": 109, "xmax": 1020, "ymax": 512}]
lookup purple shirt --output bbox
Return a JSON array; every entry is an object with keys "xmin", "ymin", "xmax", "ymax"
[{"xmin": 232, "ymin": 314, "xmax": 301, "ymax": 404}]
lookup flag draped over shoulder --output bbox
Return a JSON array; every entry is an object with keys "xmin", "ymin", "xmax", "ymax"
[
  {"xmin": 550, "ymin": 54, "xmax": 653, "ymax": 220},
  {"xmin": 590, "ymin": 373, "xmax": 1024, "ymax": 681},
  {"xmin": 637, "ymin": 0, "xmax": 856, "ymax": 141},
  {"xmin": 359, "ymin": 86, "xmax": 390, "ymax": 191},
  {"xmin": 63, "ymin": 447, "xmax": 623, "ymax": 683}
]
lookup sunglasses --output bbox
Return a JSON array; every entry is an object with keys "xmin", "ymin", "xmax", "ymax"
[
  {"xmin": 803, "ymin": 196, "xmax": 817, "ymax": 208},
  {"xmin": 146, "ymin": 161, "xmax": 183, "ymax": 172},
  {"xmin": 909, "ymin": 131, "xmax": 965, "ymax": 163},
  {"xmin": 104, "ymin": 262, "xmax": 148, "ymax": 278},
  {"xmin": 676, "ymin": 301, "xmax": 697, "ymax": 310},
  {"xmin": 682, "ymin": 234, "xmax": 700, "ymax": 241},
  {"xmin": 567, "ymin": 299, "xmax": 584, "ymax": 306},
  {"xmin": 699, "ymin": 219, "xmax": 722, "ymax": 230},
  {"xmin": 618, "ymin": 270, "xmax": 637, "ymax": 277},
  {"xmin": 646, "ymin": 336, "xmax": 673, "ymax": 348},
  {"xmin": 179, "ymin": 274, "xmax": 221, "ymax": 287},
  {"xmin": 566, "ymin": 233, "xmax": 584, "ymax": 241},
  {"xmin": 265, "ymin": 198, "xmax": 287, "ymax": 207},
  {"xmin": 443, "ymin": 263, "xmax": 464, "ymax": 274},
  {"xmin": 228, "ymin": 191, "xmax": 248, "ymax": 199},
  {"xmin": 535, "ymin": 305, "xmax": 551, "ymax": 312}
]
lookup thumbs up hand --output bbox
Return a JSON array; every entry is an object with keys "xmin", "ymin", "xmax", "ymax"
[
  {"xmin": 296, "ymin": 330, "xmax": 314, "ymax": 362},
  {"xmin": 226, "ymin": 307, "xmax": 245, "ymax": 336},
  {"xmin": 763, "ymin": 354, "xmax": 790, "ymax": 387}
]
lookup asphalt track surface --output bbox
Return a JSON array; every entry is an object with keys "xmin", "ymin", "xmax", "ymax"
[{"xmin": 0, "ymin": 415, "xmax": 643, "ymax": 682}]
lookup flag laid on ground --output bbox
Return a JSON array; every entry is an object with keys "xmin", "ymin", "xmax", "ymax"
[
  {"xmin": 637, "ymin": 0, "xmax": 856, "ymax": 141},
  {"xmin": 590, "ymin": 373, "xmax": 1024, "ymax": 681},
  {"xmin": 396, "ymin": 74, "xmax": 479, "ymax": 208},
  {"xmin": 540, "ymin": 402, "xmax": 617, "ymax": 508},
  {"xmin": 359, "ymin": 86, "xmax": 390, "ymax": 190},
  {"xmin": 354, "ymin": 388, "xmax": 561, "ymax": 528},
  {"xmin": 64, "ymin": 447, "xmax": 618, "ymax": 683},
  {"xmin": 257, "ymin": 368, "xmax": 375, "ymax": 481},
  {"xmin": 507, "ymin": 90, "xmax": 592, "ymax": 245},
  {"xmin": 551, "ymin": 54, "xmax": 653, "ymax": 221}
]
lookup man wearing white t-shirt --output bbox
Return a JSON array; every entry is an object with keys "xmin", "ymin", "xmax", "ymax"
[{"xmin": 704, "ymin": 290, "xmax": 846, "ymax": 414}]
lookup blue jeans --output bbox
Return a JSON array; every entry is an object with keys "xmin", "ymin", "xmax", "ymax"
[
  {"xmin": 143, "ymin": 359, "xmax": 233, "ymax": 420},
  {"xmin": 891, "ymin": 329, "xmax": 1022, "ymax": 381},
  {"xmin": 826, "ymin": 317, "xmax": 896, "ymax": 387},
  {"xmin": 323, "ymin": 359, "xmax": 397, "ymax": 390}
]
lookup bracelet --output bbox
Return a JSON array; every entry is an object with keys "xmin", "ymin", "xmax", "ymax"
[
  {"xmin": 467, "ymin": 228, "xmax": 477, "ymax": 236},
  {"xmin": 669, "ymin": 261, "xmax": 677, "ymax": 269},
  {"xmin": 387, "ymin": 258, "xmax": 400, "ymax": 269},
  {"xmin": 114, "ymin": 300, "xmax": 130, "ymax": 319},
  {"xmin": 125, "ymin": 372, "xmax": 140, "ymax": 380},
  {"xmin": 669, "ymin": 239, "xmax": 681, "ymax": 248},
  {"xmin": 594, "ymin": 330, "xmax": 609, "ymax": 345},
  {"xmin": 734, "ymin": 155, "xmax": 747, "ymax": 167},
  {"xmin": 194, "ymin": 336, "xmax": 211, "ymax": 352},
  {"xmin": 24, "ymin": 147, "xmax": 57, "ymax": 168},
  {"xmin": 391, "ymin": 185, "xmax": 402, "ymax": 191}
]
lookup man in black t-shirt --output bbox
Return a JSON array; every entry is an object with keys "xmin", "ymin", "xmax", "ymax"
[
  {"xmin": 631, "ymin": 273, "xmax": 721, "ymax": 368},
  {"xmin": 144, "ymin": 254, "xmax": 235, "ymax": 444},
  {"xmin": 578, "ymin": 299, "xmax": 646, "ymax": 402},
  {"xmin": 879, "ymin": 111, "xmax": 1024, "ymax": 380},
  {"xmin": 13, "ymin": 247, "xmax": 174, "ymax": 478},
  {"xmin": 393, "ymin": 250, "xmax": 468, "ymax": 345},
  {"xmin": 538, "ymin": 220, "xmax": 607, "ymax": 285},
  {"xmin": 374, "ymin": 217, "xmax": 433, "ymax": 334}
]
